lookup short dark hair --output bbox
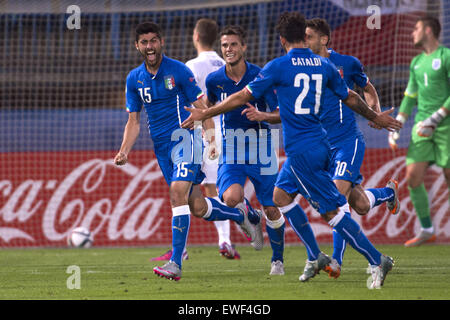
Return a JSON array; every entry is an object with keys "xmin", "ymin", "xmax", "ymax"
[
  {"xmin": 195, "ymin": 18, "xmax": 219, "ymax": 48},
  {"xmin": 135, "ymin": 22, "xmax": 163, "ymax": 42},
  {"xmin": 417, "ymin": 16, "xmax": 441, "ymax": 39},
  {"xmin": 275, "ymin": 11, "xmax": 306, "ymax": 43},
  {"xmin": 219, "ymin": 25, "xmax": 247, "ymax": 45},
  {"xmin": 306, "ymin": 18, "xmax": 331, "ymax": 46}
]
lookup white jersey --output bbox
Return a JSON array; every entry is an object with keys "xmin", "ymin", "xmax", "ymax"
[
  {"xmin": 186, "ymin": 51, "xmax": 225, "ymax": 134},
  {"xmin": 186, "ymin": 51, "xmax": 225, "ymax": 184},
  {"xmin": 186, "ymin": 51, "xmax": 225, "ymax": 93}
]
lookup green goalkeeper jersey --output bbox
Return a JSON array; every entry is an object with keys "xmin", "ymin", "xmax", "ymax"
[{"xmin": 400, "ymin": 45, "xmax": 450, "ymax": 123}]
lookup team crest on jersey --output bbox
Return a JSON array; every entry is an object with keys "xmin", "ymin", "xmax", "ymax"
[
  {"xmin": 432, "ymin": 58, "xmax": 441, "ymax": 70},
  {"xmin": 164, "ymin": 75, "xmax": 175, "ymax": 90}
]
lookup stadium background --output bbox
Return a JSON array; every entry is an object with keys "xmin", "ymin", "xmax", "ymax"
[{"xmin": 0, "ymin": 0, "xmax": 449, "ymax": 248}]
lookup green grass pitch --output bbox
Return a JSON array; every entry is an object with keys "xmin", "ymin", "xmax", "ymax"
[{"xmin": 0, "ymin": 244, "xmax": 449, "ymax": 300}]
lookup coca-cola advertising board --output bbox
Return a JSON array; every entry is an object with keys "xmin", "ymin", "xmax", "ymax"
[{"xmin": 1, "ymin": 149, "xmax": 448, "ymax": 248}]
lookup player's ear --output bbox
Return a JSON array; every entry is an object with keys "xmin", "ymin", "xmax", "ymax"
[
  {"xmin": 135, "ymin": 41, "xmax": 139, "ymax": 50},
  {"xmin": 279, "ymin": 36, "xmax": 287, "ymax": 50},
  {"xmin": 193, "ymin": 29, "xmax": 199, "ymax": 42}
]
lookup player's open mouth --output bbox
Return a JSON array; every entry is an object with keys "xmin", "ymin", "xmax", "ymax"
[{"xmin": 147, "ymin": 50, "xmax": 156, "ymax": 61}]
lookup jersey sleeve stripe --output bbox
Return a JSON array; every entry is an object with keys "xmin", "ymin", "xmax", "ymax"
[{"xmin": 196, "ymin": 92, "xmax": 205, "ymax": 100}]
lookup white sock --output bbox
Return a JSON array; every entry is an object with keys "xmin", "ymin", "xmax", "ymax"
[
  {"xmin": 172, "ymin": 205, "xmax": 190, "ymax": 217},
  {"xmin": 421, "ymin": 226, "xmax": 434, "ymax": 234},
  {"xmin": 266, "ymin": 214, "xmax": 285, "ymax": 229},
  {"xmin": 277, "ymin": 201, "xmax": 297, "ymax": 214},
  {"xmin": 203, "ymin": 198, "xmax": 212, "ymax": 219},
  {"xmin": 364, "ymin": 190, "xmax": 375, "ymax": 209},
  {"xmin": 214, "ymin": 220, "xmax": 231, "ymax": 246}
]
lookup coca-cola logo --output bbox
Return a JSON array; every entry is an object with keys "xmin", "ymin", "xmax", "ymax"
[
  {"xmin": 0, "ymin": 152, "xmax": 449, "ymax": 246},
  {"xmin": 0, "ymin": 157, "xmax": 166, "ymax": 243}
]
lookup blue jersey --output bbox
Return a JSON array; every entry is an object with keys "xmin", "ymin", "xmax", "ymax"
[
  {"xmin": 246, "ymin": 48, "xmax": 349, "ymax": 156},
  {"xmin": 206, "ymin": 61, "xmax": 278, "ymax": 132},
  {"xmin": 206, "ymin": 61, "xmax": 278, "ymax": 163},
  {"xmin": 126, "ymin": 55, "xmax": 204, "ymax": 142},
  {"xmin": 320, "ymin": 49, "xmax": 369, "ymax": 145}
]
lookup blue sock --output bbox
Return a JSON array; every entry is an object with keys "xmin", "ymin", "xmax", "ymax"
[
  {"xmin": 204, "ymin": 197, "xmax": 243, "ymax": 224},
  {"xmin": 283, "ymin": 204, "xmax": 321, "ymax": 261},
  {"xmin": 332, "ymin": 229, "xmax": 346, "ymax": 266},
  {"xmin": 366, "ymin": 187, "xmax": 394, "ymax": 207},
  {"xmin": 333, "ymin": 213, "xmax": 381, "ymax": 266},
  {"xmin": 171, "ymin": 214, "xmax": 190, "ymax": 267},
  {"xmin": 266, "ymin": 220, "xmax": 285, "ymax": 263},
  {"xmin": 332, "ymin": 212, "xmax": 351, "ymax": 266}
]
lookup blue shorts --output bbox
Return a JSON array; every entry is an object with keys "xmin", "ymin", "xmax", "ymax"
[
  {"xmin": 217, "ymin": 163, "xmax": 277, "ymax": 207},
  {"xmin": 275, "ymin": 141, "xmax": 347, "ymax": 214},
  {"xmin": 328, "ymin": 135, "xmax": 365, "ymax": 186},
  {"xmin": 153, "ymin": 132, "xmax": 205, "ymax": 186}
]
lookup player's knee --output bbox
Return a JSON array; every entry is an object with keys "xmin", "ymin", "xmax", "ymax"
[
  {"xmin": 322, "ymin": 209, "xmax": 340, "ymax": 223},
  {"xmin": 406, "ymin": 177, "xmax": 422, "ymax": 189},
  {"xmin": 351, "ymin": 200, "xmax": 370, "ymax": 216},
  {"xmin": 264, "ymin": 206, "xmax": 281, "ymax": 221},
  {"xmin": 189, "ymin": 204, "xmax": 206, "ymax": 218},
  {"xmin": 223, "ymin": 196, "xmax": 241, "ymax": 208},
  {"xmin": 222, "ymin": 185, "xmax": 244, "ymax": 208},
  {"xmin": 405, "ymin": 166, "xmax": 424, "ymax": 189},
  {"xmin": 169, "ymin": 190, "xmax": 188, "ymax": 208},
  {"xmin": 272, "ymin": 188, "xmax": 292, "ymax": 208},
  {"xmin": 272, "ymin": 196, "xmax": 285, "ymax": 208}
]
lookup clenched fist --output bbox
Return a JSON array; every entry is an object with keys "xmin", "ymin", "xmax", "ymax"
[{"xmin": 114, "ymin": 152, "xmax": 128, "ymax": 166}]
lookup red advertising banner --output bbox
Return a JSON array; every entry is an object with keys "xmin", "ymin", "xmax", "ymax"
[{"xmin": 0, "ymin": 150, "xmax": 448, "ymax": 248}]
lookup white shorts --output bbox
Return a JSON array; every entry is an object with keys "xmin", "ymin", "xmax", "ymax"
[{"xmin": 201, "ymin": 154, "xmax": 219, "ymax": 184}]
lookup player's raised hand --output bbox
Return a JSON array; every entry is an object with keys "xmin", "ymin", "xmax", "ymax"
[
  {"xmin": 114, "ymin": 152, "xmax": 128, "ymax": 166},
  {"xmin": 241, "ymin": 103, "xmax": 266, "ymax": 122},
  {"xmin": 372, "ymin": 108, "xmax": 403, "ymax": 132}
]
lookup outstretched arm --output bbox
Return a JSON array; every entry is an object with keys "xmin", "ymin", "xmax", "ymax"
[
  {"xmin": 241, "ymin": 104, "xmax": 281, "ymax": 124},
  {"xmin": 362, "ymin": 81, "xmax": 381, "ymax": 113},
  {"xmin": 343, "ymin": 89, "xmax": 402, "ymax": 131},
  {"xmin": 362, "ymin": 81, "xmax": 382, "ymax": 129},
  {"xmin": 181, "ymin": 88, "xmax": 253, "ymax": 128}
]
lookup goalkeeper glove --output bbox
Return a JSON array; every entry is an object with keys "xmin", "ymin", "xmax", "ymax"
[
  {"xmin": 388, "ymin": 114, "xmax": 406, "ymax": 151},
  {"xmin": 416, "ymin": 108, "xmax": 448, "ymax": 137}
]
